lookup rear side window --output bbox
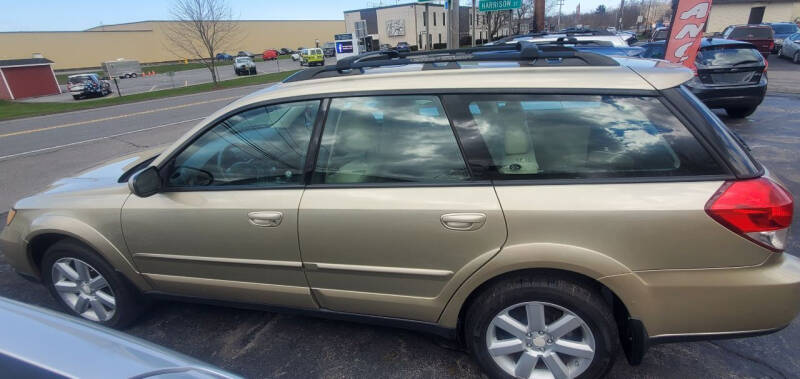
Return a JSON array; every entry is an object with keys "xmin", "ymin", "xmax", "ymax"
[
  {"xmin": 696, "ymin": 46, "xmax": 763, "ymax": 67},
  {"xmin": 729, "ymin": 27, "xmax": 772, "ymax": 39},
  {"xmin": 313, "ymin": 96, "xmax": 469, "ymax": 184},
  {"xmin": 448, "ymin": 95, "xmax": 724, "ymax": 180}
]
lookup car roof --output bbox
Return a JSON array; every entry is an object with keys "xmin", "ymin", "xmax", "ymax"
[
  {"xmin": 729, "ymin": 24, "xmax": 772, "ymax": 29},
  {"xmin": 643, "ymin": 38, "xmax": 755, "ymax": 48}
]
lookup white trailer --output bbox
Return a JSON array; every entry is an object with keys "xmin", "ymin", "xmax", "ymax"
[{"xmin": 102, "ymin": 59, "xmax": 142, "ymax": 79}]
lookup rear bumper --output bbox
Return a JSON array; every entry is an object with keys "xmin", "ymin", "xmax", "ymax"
[
  {"xmin": 687, "ymin": 78, "xmax": 767, "ymax": 109},
  {"xmin": 601, "ymin": 252, "xmax": 800, "ymax": 339}
]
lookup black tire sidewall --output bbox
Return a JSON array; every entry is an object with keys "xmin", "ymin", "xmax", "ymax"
[
  {"xmin": 41, "ymin": 240, "xmax": 142, "ymax": 328},
  {"xmin": 466, "ymin": 281, "xmax": 617, "ymax": 379}
]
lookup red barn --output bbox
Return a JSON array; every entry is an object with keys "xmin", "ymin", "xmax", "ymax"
[{"xmin": 0, "ymin": 58, "xmax": 61, "ymax": 100}]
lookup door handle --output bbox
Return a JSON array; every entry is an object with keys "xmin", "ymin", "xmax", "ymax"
[
  {"xmin": 248, "ymin": 211, "xmax": 283, "ymax": 227},
  {"xmin": 441, "ymin": 213, "xmax": 486, "ymax": 231}
]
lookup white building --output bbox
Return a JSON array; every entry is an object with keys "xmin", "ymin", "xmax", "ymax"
[{"xmin": 343, "ymin": 2, "xmax": 512, "ymax": 50}]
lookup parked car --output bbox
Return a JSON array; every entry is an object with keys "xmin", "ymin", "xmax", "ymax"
[
  {"xmin": 216, "ymin": 52, "xmax": 233, "ymax": 60},
  {"xmin": 300, "ymin": 48, "xmax": 324, "ymax": 66},
  {"xmin": 262, "ymin": 49, "xmax": 279, "ymax": 60},
  {"xmin": 777, "ymin": 32, "xmax": 800, "ymax": 63},
  {"xmin": 637, "ymin": 38, "xmax": 767, "ymax": 117},
  {"xmin": 279, "ymin": 48, "xmax": 293, "ymax": 55},
  {"xmin": 291, "ymin": 52, "xmax": 301, "ymax": 61},
  {"xmin": 649, "ymin": 27, "xmax": 669, "ymax": 42},
  {"xmin": 0, "ymin": 296, "xmax": 240, "ymax": 378},
  {"xmin": 237, "ymin": 50, "xmax": 256, "ymax": 58},
  {"xmin": 491, "ymin": 30, "xmax": 630, "ymax": 47},
  {"xmin": 322, "ymin": 42, "xmax": 336, "ymax": 57},
  {"xmin": 3, "ymin": 42, "xmax": 799, "ymax": 379},
  {"xmin": 766, "ymin": 22, "xmax": 800, "ymax": 53},
  {"xmin": 523, "ymin": 38, "xmax": 643, "ymax": 56},
  {"xmin": 719, "ymin": 24, "xmax": 774, "ymax": 56},
  {"xmin": 396, "ymin": 41, "xmax": 411, "ymax": 52},
  {"xmin": 67, "ymin": 73, "xmax": 111, "ymax": 100},
  {"xmin": 233, "ymin": 56, "xmax": 256, "ymax": 75}
]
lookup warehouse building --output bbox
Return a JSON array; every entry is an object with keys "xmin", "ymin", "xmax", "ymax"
[
  {"xmin": 0, "ymin": 58, "xmax": 60, "ymax": 100},
  {"xmin": 707, "ymin": 0, "xmax": 800, "ymax": 33},
  {"xmin": 0, "ymin": 20, "xmax": 344, "ymax": 70}
]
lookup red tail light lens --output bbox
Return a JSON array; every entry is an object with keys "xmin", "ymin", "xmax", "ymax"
[{"xmin": 706, "ymin": 178, "xmax": 794, "ymax": 251}]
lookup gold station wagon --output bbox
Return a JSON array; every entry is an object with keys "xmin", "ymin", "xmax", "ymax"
[{"xmin": 2, "ymin": 43, "xmax": 799, "ymax": 379}]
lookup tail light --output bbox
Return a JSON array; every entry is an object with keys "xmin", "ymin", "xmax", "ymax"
[
  {"xmin": 763, "ymin": 57, "xmax": 769, "ymax": 72},
  {"xmin": 706, "ymin": 177, "xmax": 793, "ymax": 252}
]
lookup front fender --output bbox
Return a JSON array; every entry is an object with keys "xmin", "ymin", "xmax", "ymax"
[
  {"xmin": 437, "ymin": 242, "xmax": 632, "ymax": 329},
  {"xmin": 26, "ymin": 215, "xmax": 151, "ymax": 291}
]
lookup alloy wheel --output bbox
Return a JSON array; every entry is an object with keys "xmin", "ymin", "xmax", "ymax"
[
  {"xmin": 51, "ymin": 257, "xmax": 116, "ymax": 322},
  {"xmin": 486, "ymin": 301, "xmax": 595, "ymax": 379}
]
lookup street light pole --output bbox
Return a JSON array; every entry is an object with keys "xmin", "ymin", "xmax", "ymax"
[
  {"xmin": 425, "ymin": 2, "xmax": 430, "ymax": 50},
  {"xmin": 447, "ymin": 0, "xmax": 460, "ymax": 48}
]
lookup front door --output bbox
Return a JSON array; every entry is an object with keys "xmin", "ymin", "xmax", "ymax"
[
  {"xmin": 122, "ymin": 100, "xmax": 322, "ymax": 309},
  {"xmin": 298, "ymin": 95, "xmax": 507, "ymax": 322}
]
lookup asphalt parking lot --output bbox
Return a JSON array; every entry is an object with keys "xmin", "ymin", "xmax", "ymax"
[
  {"xmin": 24, "ymin": 56, "xmax": 328, "ymax": 103},
  {"xmin": 0, "ymin": 58, "xmax": 799, "ymax": 378}
]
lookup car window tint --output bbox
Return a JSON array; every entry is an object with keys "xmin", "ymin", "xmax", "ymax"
[
  {"xmin": 697, "ymin": 46, "xmax": 762, "ymax": 66},
  {"xmin": 313, "ymin": 96, "xmax": 469, "ymax": 184},
  {"xmin": 729, "ymin": 27, "xmax": 772, "ymax": 39},
  {"xmin": 167, "ymin": 100, "xmax": 320, "ymax": 188},
  {"xmin": 456, "ymin": 95, "xmax": 723, "ymax": 179},
  {"xmin": 772, "ymin": 24, "xmax": 798, "ymax": 34}
]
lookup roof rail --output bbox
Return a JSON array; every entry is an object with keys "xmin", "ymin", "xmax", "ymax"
[{"xmin": 283, "ymin": 41, "xmax": 619, "ymax": 83}]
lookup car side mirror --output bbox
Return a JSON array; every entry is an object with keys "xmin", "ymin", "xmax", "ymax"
[{"xmin": 128, "ymin": 166, "xmax": 162, "ymax": 198}]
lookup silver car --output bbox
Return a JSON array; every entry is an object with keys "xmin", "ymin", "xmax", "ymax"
[
  {"xmin": 0, "ymin": 296, "xmax": 240, "ymax": 378},
  {"xmin": 778, "ymin": 32, "xmax": 800, "ymax": 63}
]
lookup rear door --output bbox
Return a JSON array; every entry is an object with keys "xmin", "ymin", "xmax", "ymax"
[
  {"xmin": 298, "ymin": 95, "xmax": 506, "ymax": 322},
  {"xmin": 695, "ymin": 44, "xmax": 766, "ymax": 86}
]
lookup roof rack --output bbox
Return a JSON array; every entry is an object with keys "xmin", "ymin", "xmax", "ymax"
[{"xmin": 283, "ymin": 41, "xmax": 619, "ymax": 83}]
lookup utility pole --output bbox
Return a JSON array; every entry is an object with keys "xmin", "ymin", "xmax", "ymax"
[
  {"xmin": 447, "ymin": 0, "xmax": 460, "ymax": 48},
  {"xmin": 618, "ymin": 0, "xmax": 626, "ymax": 30},
  {"xmin": 535, "ymin": 0, "xmax": 545, "ymax": 32},
  {"xmin": 425, "ymin": 2, "xmax": 430, "ymax": 50},
  {"xmin": 556, "ymin": 0, "xmax": 564, "ymax": 31},
  {"xmin": 472, "ymin": 0, "xmax": 476, "ymax": 46}
]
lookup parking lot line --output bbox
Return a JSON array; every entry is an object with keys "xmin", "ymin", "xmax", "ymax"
[
  {"xmin": 0, "ymin": 117, "xmax": 205, "ymax": 161},
  {"xmin": 0, "ymin": 95, "xmax": 238, "ymax": 139}
]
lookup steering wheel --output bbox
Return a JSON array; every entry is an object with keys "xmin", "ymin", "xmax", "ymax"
[{"xmin": 215, "ymin": 144, "xmax": 259, "ymax": 183}]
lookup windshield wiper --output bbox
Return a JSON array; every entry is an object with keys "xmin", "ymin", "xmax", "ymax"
[{"xmin": 731, "ymin": 59, "xmax": 762, "ymax": 66}]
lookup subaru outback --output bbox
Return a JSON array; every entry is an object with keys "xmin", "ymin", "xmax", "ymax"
[{"xmin": 2, "ymin": 43, "xmax": 798, "ymax": 379}]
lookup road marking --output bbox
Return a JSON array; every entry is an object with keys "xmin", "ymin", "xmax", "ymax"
[
  {"xmin": 0, "ymin": 117, "xmax": 205, "ymax": 161},
  {"xmin": 0, "ymin": 95, "xmax": 238, "ymax": 139},
  {"xmin": 148, "ymin": 85, "xmax": 158, "ymax": 92}
]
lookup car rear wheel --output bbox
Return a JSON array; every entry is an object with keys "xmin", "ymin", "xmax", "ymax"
[
  {"xmin": 465, "ymin": 275, "xmax": 618, "ymax": 379},
  {"xmin": 726, "ymin": 106, "xmax": 758, "ymax": 118},
  {"xmin": 794, "ymin": 52, "xmax": 800, "ymax": 64},
  {"xmin": 72, "ymin": 95, "xmax": 81, "ymax": 100},
  {"xmin": 42, "ymin": 240, "xmax": 146, "ymax": 328}
]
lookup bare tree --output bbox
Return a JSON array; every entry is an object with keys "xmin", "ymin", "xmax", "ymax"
[
  {"xmin": 485, "ymin": 11, "xmax": 510, "ymax": 41},
  {"xmin": 165, "ymin": 0, "xmax": 239, "ymax": 86}
]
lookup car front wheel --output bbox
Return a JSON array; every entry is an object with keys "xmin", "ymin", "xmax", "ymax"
[
  {"xmin": 465, "ymin": 275, "xmax": 618, "ymax": 379},
  {"xmin": 794, "ymin": 52, "xmax": 800, "ymax": 64},
  {"xmin": 42, "ymin": 240, "xmax": 146, "ymax": 328}
]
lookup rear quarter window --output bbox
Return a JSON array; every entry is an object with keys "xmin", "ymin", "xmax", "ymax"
[{"xmin": 447, "ymin": 95, "xmax": 725, "ymax": 180}]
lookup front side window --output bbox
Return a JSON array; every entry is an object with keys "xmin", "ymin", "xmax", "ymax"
[
  {"xmin": 313, "ymin": 96, "xmax": 469, "ymax": 184},
  {"xmin": 451, "ymin": 95, "xmax": 724, "ymax": 179},
  {"xmin": 166, "ymin": 100, "xmax": 320, "ymax": 188}
]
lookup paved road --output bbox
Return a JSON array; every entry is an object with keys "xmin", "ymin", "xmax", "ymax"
[
  {"xmin": 0, "ymin": 90, "xmax": 799, "ymax": 378},
  {"xmin": 26, "ymin": 57, "xmax": 327, "ymax": 103}
]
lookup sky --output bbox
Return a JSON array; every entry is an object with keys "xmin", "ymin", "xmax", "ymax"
[{"xmin": 0, "ymin": 0, "xmax": 609, "ymax": 32}]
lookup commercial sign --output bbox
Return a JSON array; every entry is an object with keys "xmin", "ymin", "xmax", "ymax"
[
  {"xmin": 479, "ymin": 0, "xmax": 522, "ymax": 12},
  {"xmin": 664, "ymin": 0, "xmax": 713, "ymax": 70}
]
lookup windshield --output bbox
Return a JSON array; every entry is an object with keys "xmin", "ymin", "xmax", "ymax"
[
  {"xmin": 311, "ymin": 49, "xmax": 323, "ymax": 55},
  {"xmin": 653, "ymin": 29, "xmax": 669, "ymax": 40},
  {"xmin": 696, "ymin": 46, "xmax": 763, "ymax": 67},
  {"xmin": 772, "ymin": 24, "xmax": 799, "ymax": 34},
  {"xmin": 729, "ymin": 27, "xmax": 772, "ymax": 39},
  {"xmin": 235, "ymin": 57, "xmax": 251, "ymax": 63},
  {"xmin": 68, "ymin": 76, "xmax": 91, "ymax": 84}
]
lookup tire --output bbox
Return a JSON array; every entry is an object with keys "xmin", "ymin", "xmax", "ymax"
[
  {"xmin": 41, "ymin": 240, "xmax": 146, "ymax": 328},
  {"xmin": 465, "ymin": 275, "xmax": 618, "ymax": 379},
  {"xmin": 777, "ymin": 47, "xmax": 784, "ymax": 58},
  {"xmin": 794, "ymin": 52, "xmax": 800, "ymax": 64},
  {"xmin": 726, "ymin": 106, "xmax": 758, "ymax": 118},
  {"xmin": 131, "ymin": 73, "xmax": 137, "ymax": 78},
  {"xmin": 72, "ymin": 95, "xmax": 81, "ymax": 100}
]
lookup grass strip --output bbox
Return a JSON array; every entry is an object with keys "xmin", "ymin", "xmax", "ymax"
[{"xmin": 0, "ymin": 70, "xmax": 297, "ymax": 121}]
